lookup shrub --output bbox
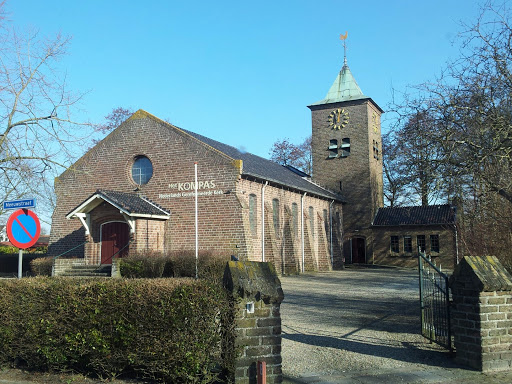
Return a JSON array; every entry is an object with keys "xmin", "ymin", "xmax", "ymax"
[
  {"xmin": 168, "ymin": 250, "xmax": 228, "ymax": 282},
  {"xmin": 0, "ymin": 246, "xmax": 17, "ymax": 254},
  {"xmin": 30, "ymin": 257, "xmax": 53, "ymax": 276},
  {"xmin": 0, "ymin": 278, "xmax": 235, "ymax": 383},
  {"xmin": 120, "ymin": 250, "xmax": 228, "ymax": 282},
  {"xmin": 119, "ymin": 251, "xmax": 167, "ymax": 278},
  {"xmin": 0, "ymin": 245, "xmax": 47, "ymax": 255}
]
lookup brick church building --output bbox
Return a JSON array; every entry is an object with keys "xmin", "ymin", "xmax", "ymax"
[
  {"xmin": 49, "ymin": 53, "xmax": 457, "ymax": 273},
  {"xmin": 49, "ymin": 109, "xmax": 345, "ymax": 274}
]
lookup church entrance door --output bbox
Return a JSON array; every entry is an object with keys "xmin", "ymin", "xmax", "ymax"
[
  {"xmin": 101, "ymin": 221, "xmax": 130, "ymax": 264},
  {"xmin": 352, "ymin": 237, "xmax": 366, "ymax": 264}
]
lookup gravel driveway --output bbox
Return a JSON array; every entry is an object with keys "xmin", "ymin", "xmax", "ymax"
[{"xmin": 279, "ymin": 267, "xmax": 458, "ymax": 378}]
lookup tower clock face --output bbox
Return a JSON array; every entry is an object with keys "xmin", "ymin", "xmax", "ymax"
[{"xmin": 328, "ymin": 108, "xmax": 349, "ymax": 130}]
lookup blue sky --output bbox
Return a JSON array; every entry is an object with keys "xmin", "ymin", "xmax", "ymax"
[{"xmin": 7, "ymin": 0, "xmax": 484, "ymax": 158}]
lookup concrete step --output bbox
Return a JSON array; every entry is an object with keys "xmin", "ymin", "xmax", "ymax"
[
  {"xmin": 61, "ymin": 264, "xmax": 112, "ymax": 277},
  {"xmin": 59, "ymin": 272, "xmax": 110, "ymax": 277}
]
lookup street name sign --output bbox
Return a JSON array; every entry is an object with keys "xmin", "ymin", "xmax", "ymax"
[{"xmin": 3, "ymin": 198, "xmax": 36, "ymax": 211}]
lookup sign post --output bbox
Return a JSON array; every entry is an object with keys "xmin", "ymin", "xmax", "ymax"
[{"xmin": 5, "ymin": 209, "xmax": 41, "ymax": 278}]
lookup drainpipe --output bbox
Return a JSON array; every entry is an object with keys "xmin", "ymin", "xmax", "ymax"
[
  {"xmin": 301, "ymin": 192, "xmax": 307, "ymax": 273},
  {"xmin": 330, "ymin": 200, "xmax": 334, "ymax": 267},
  {"xmin": 261, "ymin": 181, "xmax": 268, "ymax": 262}
]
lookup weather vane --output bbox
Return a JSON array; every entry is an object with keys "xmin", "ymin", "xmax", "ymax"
[{"xmin": 340, "ymin": 31, "xmax": 348, "ymax": 66}]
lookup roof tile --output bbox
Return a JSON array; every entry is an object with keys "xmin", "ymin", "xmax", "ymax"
[
  {"xmin": 373, "ymin": 205, "xmax": 455, "ymax": 226},
  {"xmin": 182, "ymin": 129, "xmax": 344, "ymax": 202},
  {"xmin": 96, "ymin": 190, "xmax": 170, "ymax": 216}
]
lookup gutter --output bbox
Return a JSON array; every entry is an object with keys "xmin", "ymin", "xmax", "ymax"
[{"xmin": 301, "ymin": 192, "xmax": 307, "ymax": 273}]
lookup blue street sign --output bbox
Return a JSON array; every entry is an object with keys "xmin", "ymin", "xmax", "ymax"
[{"xmin": 3, "ymin": 198, "xmax": 36, "ymax": 211}]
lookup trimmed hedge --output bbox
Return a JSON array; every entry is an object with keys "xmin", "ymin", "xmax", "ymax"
[
  {"xmin": 0, "ymin": 253, "xmax": 45, "ymax": 276},
  {"xmin": 0, "ymin": 277, "xmax": 235, "ymax": 383},
  {"xmin": 29, "ymin": 257, "xmax": 53, "ymax": 276},
  {"xmin": 119, "ymin": 250, "xmax": 228, "ymax": 282}
]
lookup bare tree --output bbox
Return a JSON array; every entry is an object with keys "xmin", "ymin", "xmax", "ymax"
[
  {"xmin": 382, "ymin": 132, "xmax": 413, "ymax": 207},
  {"xmin": 389, "ymin": 1, "xmax": 512, "ymax": 265},
  {"xmin": 96, "ymin": 107, "xmax": 133, "ymax": 135},
  {"xmin": 388, "ymin": 110, "xmax": 448, "ymax": 205},
  {"xmin": 269, "ymin": 136, "xmax": 312, "ymax": 175},
  {"xmin": 0, "ymin": 16, "xmax": 90, "ymax": 219}
]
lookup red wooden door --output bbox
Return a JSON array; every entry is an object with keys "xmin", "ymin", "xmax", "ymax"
[
  {"xmin": 101, "ymin": 222, "xmax": 130, "ymax": 264},
  {"xmin": 351, "ymin": 237, "xmax": 366, "ymax": 264}
]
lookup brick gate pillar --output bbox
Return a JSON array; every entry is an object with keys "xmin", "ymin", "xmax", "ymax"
[
  {"xmin": 224, "ymin": 260, "xmax": 284, "ymax": 384},
  {"xmin": 449, "ymin": 256, "xmax": 512, "ymax": 372}
]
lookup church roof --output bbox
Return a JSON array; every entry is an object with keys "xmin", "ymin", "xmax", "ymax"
[
  {"xmin": 372, "ymin": 204, "xmax": 456, "ymax": 227},
  {"xmin": 183, "ymin": 128, "xmax": 344, "ymax": 202},
  {"xmin": 309, "ymin": 63, "xmax": 369, "ymax": 106}
]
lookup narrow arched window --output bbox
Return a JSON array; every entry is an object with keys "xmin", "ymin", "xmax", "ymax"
[
  {"xmin": 272, "ymin": 199, "xmax": 280, "ymax": 235},
  {"xmin": 309, "ymin": 206, "xmax": 314, "ymax": 237},
  {"xmin": 249, "ymin": 194, "xmax": 257, "ymax": 235},
  {"xmin": 292, "ymin": 203, "xmax": 298, "ymax": 237}
]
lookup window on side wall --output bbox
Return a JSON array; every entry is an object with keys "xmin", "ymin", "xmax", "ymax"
[
  {"xmin": 328, "ymin": 139, "xmax": 338, "ymax": 158},
  {"xmin": 292, "ymin": 203, "xmax": 298, "ymax": 237},
  {"xmin": 430, "ymin": 234, "xmax": 440, "ymax": 253},
  {"xmin": 249, "ymin": 194, "xmax": 257, "ymax": 236},
  {"xmin": 272, "ymin": 199, "xmax": 280, "ymax": 235},
  {"xmin": 404, "ymin": 236, "xmax": 412, "ymax": 253},
  {"xmin": 309, "ymin": 206, "xmax": 314, "ymax": 237},
  {"xmin": 417, "ymin": 235, "xmax": 426, "ymax": 253},
  {"xmin": 390, "ymin": 236, "xmax": 399, "ymax": 253},
  {"xmin": 323, "ymin": 209, "xmax": 329, "ymax": 235},
  {"xmin": 341, "ymin": 138, "xmax": 351, "ymax": 157}
]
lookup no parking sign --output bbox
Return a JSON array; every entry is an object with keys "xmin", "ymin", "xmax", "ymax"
[{"xmin": 6, "ymin": 209, "xmax": 41, "ymax": 249}]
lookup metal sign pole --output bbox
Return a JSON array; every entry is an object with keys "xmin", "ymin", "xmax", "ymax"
[
  {"xmin": 194, "ymin": 162, "xmax": 198, "ymax": 279},
  {"xmin": 18, "ymin": 249, "xmax": 23, "ymax": 279}
]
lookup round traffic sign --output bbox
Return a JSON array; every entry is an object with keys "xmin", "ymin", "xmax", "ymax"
[{"xmin": 6, "ymin": 209, "xmax": 41, "ymax": 249}]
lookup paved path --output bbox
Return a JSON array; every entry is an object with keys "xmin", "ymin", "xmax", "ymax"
[{"xmin": 279, "ymin": 267, "xmax": 512, "ymax": 383}]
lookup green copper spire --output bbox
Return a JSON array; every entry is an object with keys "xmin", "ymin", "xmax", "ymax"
[
  {"xmin": 310, "ymin": 63, "xmax": 368, "ymax": 106},
  {"xmin": 309, "ymin": 33, "xmax": 368, "ymax": 106}
]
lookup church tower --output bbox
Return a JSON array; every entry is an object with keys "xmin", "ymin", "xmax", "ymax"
[{"xmin": 308, "ymin": 39, "xmax": 384, "ymax": 264}]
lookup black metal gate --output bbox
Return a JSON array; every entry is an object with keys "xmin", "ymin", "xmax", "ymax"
[{"xmin": 418, "ymin": 251, "xmax": 453, "ymax": 352}]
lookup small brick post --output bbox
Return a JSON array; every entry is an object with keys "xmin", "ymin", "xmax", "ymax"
[
  {"xmin": 111, "ymin": 258, "xmax": 121, "ymax": 278},
  {"xmin": 449, "ymin": 256, "xmax": 512, "ymax": 372},
  {"xmin": 224, "ymin": 260, "xmax": 284, "ymax": 384}
]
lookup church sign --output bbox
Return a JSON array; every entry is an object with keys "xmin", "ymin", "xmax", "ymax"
[
  {"xmin": 159, "ymin": 180, "xmax": 223, "ymax": 199},
  {"xmin": 168, "ymin": 180, "xmax": 217, "ymax": 191}
]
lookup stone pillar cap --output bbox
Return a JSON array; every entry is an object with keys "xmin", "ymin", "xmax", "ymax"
[
  {"xmin": 224, "ymin": 260, "xmax": 284, "ymax": 304},
  {"xmin": 450, "ymin": 256, "xmax": 512, "ymax": 292}
]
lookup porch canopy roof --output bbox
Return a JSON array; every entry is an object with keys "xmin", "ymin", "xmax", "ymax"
[{"xmin": 67, "ymin": 189, "xmax": 170, "ymax": 221}]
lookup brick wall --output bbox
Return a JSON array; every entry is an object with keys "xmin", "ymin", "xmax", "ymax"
[
  {"xmin": 450, "ymin": 256, "xmax": 512, "ymax": 372},
  {"xmin": 372, "ymin": 225, "xmax": 457, "ymax": 269},
  {"xmin": 133, "ymin": 219, "xmax": 166, "ymax": 254},
  {"xmin": 236, "ymin": 178, "xmax": 343, "ymax": 273},
  {"xmin": 309, "ymin": 99, "xmax": 383, "ymax": 265},
  {"xmin": 50, "ymin": 112, "xmax": 244, "ymax": 262},
  {"xmin": 224, "ymin": 260, "xmax": 284, "ymax": 384},
  {"xmin": 310, "ymin": 99, "xmax": 383, "ymax": 235}
]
